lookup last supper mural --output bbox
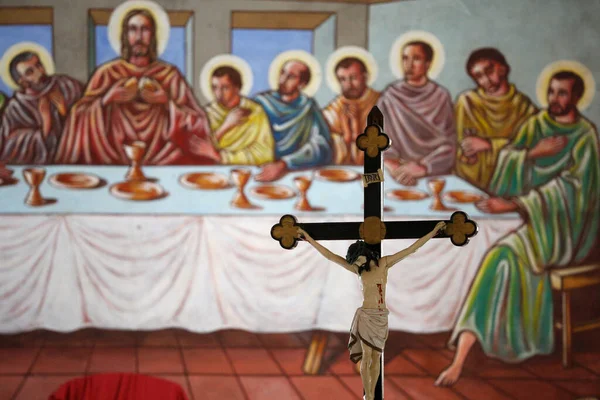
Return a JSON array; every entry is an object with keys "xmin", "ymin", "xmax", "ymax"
[{"xmin": 0, "ymin": 0, "xmax": 599, "ymax": 398}]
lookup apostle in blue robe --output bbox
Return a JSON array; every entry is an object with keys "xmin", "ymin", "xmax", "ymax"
[{"xmin": 254, "ymin": 60, "xmax": 332, "ymax": 181}]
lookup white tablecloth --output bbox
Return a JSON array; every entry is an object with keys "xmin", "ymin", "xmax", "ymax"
[{"xmin": 0, "ymin": 214, "xmax": 522, "ymax": 334}]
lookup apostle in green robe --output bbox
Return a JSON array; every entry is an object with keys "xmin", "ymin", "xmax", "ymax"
[{"xmin": 436, "ymin": 70, "xmax": 600, "ymax": 387}]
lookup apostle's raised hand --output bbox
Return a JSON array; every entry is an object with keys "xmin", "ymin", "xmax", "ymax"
[
  {"xmin": 527, "ymin": 136, "xmax": 568, "ymax": 160},
  {"xmin": 103, "ymin": 78, "xmax": 138, "ymax": 105},
  {"xmin": 225, "ymin": 108, "xmax": 251, "ymax": 129},
  {"xmin": 139, "ymin": 78, "xmax": 168, "ymax": 105},
  {"xmin": 475, "ymin": 197, "xmax": 518, "ymax": 214},
  {"xmin": 255, "ymin": 160, "xmax": 288, "ymax": 182}
]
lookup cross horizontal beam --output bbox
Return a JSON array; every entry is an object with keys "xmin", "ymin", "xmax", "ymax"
[{"xmin": 297, "ymin": 221, "xmax": 446, "ymax": 240}]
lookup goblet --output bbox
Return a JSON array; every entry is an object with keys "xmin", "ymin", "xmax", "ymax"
[
  {"xmin": 23, "ymin": 168, "xmax": 46, "ymax": 206},
  {"xmin": 124, "ymin": 141, "xmax": 147, "ymax": 181},
  {"xmin": 230, "ymin": 168, "xmax": 255, "ymax": 209},
  {"xmin": 428, "ymin": 178, "xmax": 452, "ymax": 211},
  {"xmin": 294, "ymin": 176, "xmax": 314, "ymax": 211}
]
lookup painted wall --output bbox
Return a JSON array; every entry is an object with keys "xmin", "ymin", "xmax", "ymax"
[{"xmin": 369, "ymin": 0, "xmax": 600, "ymax": 121}]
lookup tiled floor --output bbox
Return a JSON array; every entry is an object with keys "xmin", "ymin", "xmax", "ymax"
[{"xmin": 0, "ymin": 328, "xmax": 598, "ymax": 399}]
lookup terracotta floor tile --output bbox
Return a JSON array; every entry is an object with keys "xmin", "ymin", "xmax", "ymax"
[
  {"xmin": 295, "ymin": 331, "xmax": 314, "ymax": 345},
  {"xmin": 576, "ymin": 352, "xmax": 600, "ymax": 375},
  {"xmin": 219, "ymin": 330, "xmax": 262, "ymax": 347},
  {"xmin": 138, "ymin": 347, "xmax": 184, "ymax": 374},
  {"xmin": 150, "ymin": 375, "xmax": 192, "ymax": 400},
  {"xmin": 14, "ymin": 375, "xmax": 79, "ymax": 400},
  {"xmin": 87, "ymin": 347, "xmax": 136, "ymax": 373},
  {"xmin": 554, "ymin": 379, "xmax": 600, "ymax": 397},
  {"xmin": 524, "ymin": 360, "xmax": 598, "ymax": 380},
  {"xmin": 0, "ymin": 376, "xmax": 24, "ymax": 399},
  {"xmin": 94, "ymin": 330, "xmax": 137, "ymax": 347},
  {"xmin": 476, "ymin": 364, "xmax": 536, "ymax": 379},
  {"xmin": 226, "ymin": 348, "xmax": 282, "ymax": 375},
  {"xmin": 336, "ymin": 376, "xmax": 414, "ymax": 400},
  {"xmin": 329, "ymin": 352, "xmax": 359, "ymax": 375},
  {"xmin": 32, "ymin": 348, "xmax": 91, "ymax": 373},
  {"xmin": 451, "ymin": 377, "xmax": 512, "ymax": 400},
  {"xmin": 258, "ymin": 333, "xmax": 306, "ymax": 348},
  {"xmin": 176, "ymin": 330, "xmax": 220, "ymax": 347},
  {"xmin": 290, "ymin": 376, "xmax": 355, "ymax": 399},
  {"xmin": 0, "ymin": 330, "xmax": 45, "ymax": 347},
  {"xmin": 417, "ymin": 332, "xmax": 451, "ymax": 349},
  {"xmin": 137, "ymin": 329, "xmax": 179, "ymax": 347},
  {"xmin": 44, "ymin": 329, "xmax": 97, "ymax": 347},
  {"xmin": 189, "ymin": 376, "xmax": 246, "ymax": 400},
  {"xmin": 389, "ymin": 376, "xmax": 463, "ymax": 400},
  {"xmin": 385, "ymin": 352, "xmax": 428, "ymax": 375},
  {"xmin": 403, "ymin": 349, "xmax": 471, "ymax": 377},
  {"xmin": 0, "ymin": 348, "xmax": 39, "ymax": 373},
  {"xmin": 240, "ymin": 376, "xmax": 301, "ymax": 400},
  {"xmin": 271, "ymin": 349, "xmax": 306, "ymax": 376},
  {"xmin": 487, "ymin": 379, "xmax": 574, "ymax": 400},
  {"xmin": 182, "ymin": 348, "xmax": 233, "ymax": 374},
  {"xmin": 387, "ymin": 331, "xmax": 428, "ymax": 349}
]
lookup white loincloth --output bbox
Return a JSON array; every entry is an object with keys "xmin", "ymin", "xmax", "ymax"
[{"xmin": 348, "ymin": 307, "xmax": 389, "ymax": 363}]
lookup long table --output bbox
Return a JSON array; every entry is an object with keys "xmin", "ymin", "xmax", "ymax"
[{"xmin": 0, "ymin": 166, "xmax": 522, "ymax": 337}]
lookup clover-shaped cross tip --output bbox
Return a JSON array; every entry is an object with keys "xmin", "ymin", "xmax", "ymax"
[{"xmin": 271, "ymin": 214, "xmax": 299, "ymax": 250}]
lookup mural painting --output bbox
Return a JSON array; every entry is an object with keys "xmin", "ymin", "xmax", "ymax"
[{"xmin": 0, "ymin": 0, "xmax": 598, "ymax": 398}]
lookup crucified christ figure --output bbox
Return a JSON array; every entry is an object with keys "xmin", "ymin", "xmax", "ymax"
[{"xmin": 296, "ymin": 221, "xmax": 446, "ymax": 400}]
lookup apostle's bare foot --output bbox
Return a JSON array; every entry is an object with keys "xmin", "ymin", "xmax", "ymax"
[{"xmin": 435, "ymin": 363, "xmax": 462, "ymax": 387}]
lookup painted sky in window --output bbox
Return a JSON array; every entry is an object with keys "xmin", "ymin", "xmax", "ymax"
[
  {"xmin": 231, "ymin": 29, "xmax": 313, "ymax": 97},
  {"xmin": 0, "ymin": 25, "xmax": 53, "ymax": 95}
]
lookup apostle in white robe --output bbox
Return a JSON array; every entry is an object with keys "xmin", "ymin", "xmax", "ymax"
[{"xmin": 378, "ymin": 40, "xmax": 455, "ymax": 185}]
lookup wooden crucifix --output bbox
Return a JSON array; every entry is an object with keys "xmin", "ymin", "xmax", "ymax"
[{"xmin": 270, "ymin": 106, "xmax": 478, "ymax": 399}]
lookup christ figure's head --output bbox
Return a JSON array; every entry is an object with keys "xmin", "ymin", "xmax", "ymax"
[
  {"xmin": 346, "ymin": 240, "xmax": 380, "ymax": 275},
  {"xmin": 121, "ymin": 9, "xmax": 158, "ymax": 63}
]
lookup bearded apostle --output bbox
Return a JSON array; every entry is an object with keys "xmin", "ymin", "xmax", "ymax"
[
  {"xmin": 378, "ymin": 40, "xmax": 455, "ymax": 185},
  {"xmin": 254, "ymin": 59, "xmax": 332, "ymax": 181},
  {"xmin": 455, "ymin": 48, "xmax": 538, "ymax": 189},
  {"xmin": 0, "ymin": 51, "xmax": 83, "ymax": 164},
  {"xmin": 200, "ymin": 66, "xmax": 274, "ymax": 165},
  {"xmin": 322, "ymin": 57, "xmax": 380, "ymax": 165},
  {"xmin": 55, "ymin": 9, "xmax": 213, "ymax": 165},
  {"xmin": 436, "ymin": 70, "xmax": 600, "ymax": 387}
]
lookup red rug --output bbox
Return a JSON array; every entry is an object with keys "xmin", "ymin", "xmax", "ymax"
[{"xmin": 49, "ymin": 373, "xmax": 188, "ymax": 400}]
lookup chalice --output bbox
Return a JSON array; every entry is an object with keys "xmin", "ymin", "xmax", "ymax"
[
  {"xmin": 230, "ymin": 168, "xmax": 257, "ymax": 209},
  {"xmin": 428, "ymin": 178, "xmax": 453, "ymax": 211},
  {"xmin": 294, "ymin": 175, "xmax": 315, "ymax": 211},
  {"xmin": 23, "ymin": 168, "xmax": 46, "ymax": 206},
  {"xmin": 124, "ymin": 141, "xmax": 147, "ymax": 181}
]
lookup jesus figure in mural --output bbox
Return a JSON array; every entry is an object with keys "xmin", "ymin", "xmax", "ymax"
[{"xmin": 296, "ymin": 221, "xmax": 446, "ymax": 400}]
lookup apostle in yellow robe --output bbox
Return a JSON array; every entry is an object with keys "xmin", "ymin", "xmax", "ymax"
[
  {"xmin": 455, "ymin": 48, "xmax": 538, "ymax": 189},
  {"xmin": 202, "ymin": 66, "xmax": 274, "ymax": 165},
  {"xmin": 323, "ymin": 57, "xmax": 380, "ymax": 165}
]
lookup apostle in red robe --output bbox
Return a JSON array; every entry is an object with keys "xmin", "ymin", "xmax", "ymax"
[{"xmin": 55, "ymin": 9, "xmax": 214, "ymax": 165}]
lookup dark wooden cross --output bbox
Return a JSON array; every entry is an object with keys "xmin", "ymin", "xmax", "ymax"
[{"xmin": 270, "ymin": 106, "xmax": 478, "ymax": 399}]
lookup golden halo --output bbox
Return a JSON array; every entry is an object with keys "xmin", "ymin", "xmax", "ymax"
[
  {"xmin": 268, "ymin": 50, "xmax": 322, "ymax": 97},
  {"xmin": 325, "ymin": 46, "xmax": 378, "ymax": 94},
  {"xmin": 108, "ymin": 0, "xmax": 170, "ymax": 57},
  {"xmin": 389, "ymin": 30, "xmax": 445, "ymax": 79},
  {"xmin": 536, "ymin": 60, "xmax": 595, "ymax": 111},
  {"xmin": 0, "ymin": 42, "xmax": 55, "ymax": 90},
  {"xmin": 200, "ymin": 54, "xmax": 254, "ymax": 102}
]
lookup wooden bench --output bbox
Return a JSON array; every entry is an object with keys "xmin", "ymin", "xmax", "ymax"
[{"xmin": 550, "ymin": 263, "xmax": 600, "ymax": 367}]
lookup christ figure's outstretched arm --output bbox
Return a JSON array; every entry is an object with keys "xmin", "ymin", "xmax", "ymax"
[
  {"xmin": 382, "ymin": 221, "xmax": 446, "ymax": 269},
  {"xmin": 296, "ymin": 227, "xmax": 357, "ymax": 274}
]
